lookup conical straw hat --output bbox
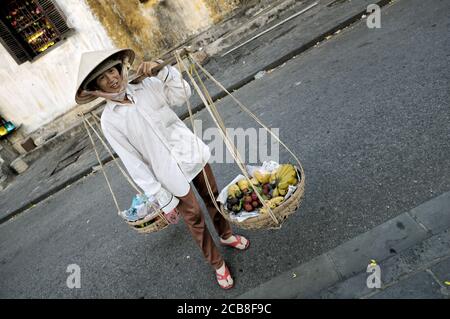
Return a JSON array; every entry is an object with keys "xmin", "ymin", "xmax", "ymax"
[{"xmin": 75, "ymin": 48, "xmax": 135, "ymax": 104}]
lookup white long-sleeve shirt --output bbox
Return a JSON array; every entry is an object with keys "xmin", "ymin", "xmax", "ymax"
[{"xmin": 100, "ymin": 65, "xmax": 211, "ymax": 213}]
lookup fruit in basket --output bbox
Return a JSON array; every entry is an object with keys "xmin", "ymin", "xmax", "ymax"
[
  {"xmin": 243, "ymin": 194, "xmax": 252, "ymax": 203},
  {"xmin": 269, "ymin": 164, "xmax": 298, "ymax": 195},
  {"xmin": 253, "ymin": 183, "xmax": 263, "ymax": 193},
  {"xmin": 228, "ymin": 184, "xmax": 242, "ymax": 198},
  {"xmin": 250, "ymin": 177, "xmax": 260, "ymax": 186},
  {"xmin": 277, "ymin": 181, "xmax": 289, "ymax": 190},
  {"xmin": 244, "ymin": 203, "xmax": 253, "ymax": 212},
  {"xmin": 254, "ymin": 170, "xmax": 271, "ymax": 184},
  {"xmin": 226, "ymin": 195, "xmax": 240, "ymax": 212},
  {"xmin": 272, "ymin": 187, "xmax": 279, "ymax": 197},
  {"xmin": 231, "ymin": 205, "xmax": 240, "ymax": 213},
  {"xmin": 251, "ymin": 191, "xmax": 258, "ymax": 201},
  {"xmin": 231, "ymin": 199, "xmax": 243, "ymax": 213},
  {"xmin": 270, "ymin": 170, "xmax": 278, "ymax": 184},
  {"xmin": 278, "ymin": 164, "xmax": 298, "ymax": 184},
  {"xmin": 262, "ymin": 183, "xmax": 270, "ymax": 195},
  {"xmin": 237, "ymin": 179, "xmax": 249, "ymax": 192},
  {"xmin": 271, "ymin": 196, "xmax": 285, "ymax": 206},
  {"xmin": 227, "ymin": 195, "xmax": 239, "ymax": 205},
  {"xmin": 266, "ymin": 200, "xmax": 277, "ymax": 209},
  {"xmin": 259, "ymin": 196, "xmax": 285, "ymax": 214},
  {"xmin": 252, "ymin": 200, "xmax": 259, "ymax": 208},
  {"xmin": 271, "ymin": 164, "xmax": 297, "ymax": 183}
]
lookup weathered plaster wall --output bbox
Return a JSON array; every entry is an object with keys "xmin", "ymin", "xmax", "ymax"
[
  {"xmin": 85, "ymin": 0, "xmax": 241, "ymax": 59},
  {"xmin": 0, "ymin": 0, "xmax": 115, "ymax": 136},
  {"xmin": 0, "ymin": 0, "xmax": 244, "ymax": 143}
]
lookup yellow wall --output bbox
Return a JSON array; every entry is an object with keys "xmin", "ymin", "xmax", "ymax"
[{"xmin": 85, "ymin": 0, "xmax": 241, "ymax": 61}]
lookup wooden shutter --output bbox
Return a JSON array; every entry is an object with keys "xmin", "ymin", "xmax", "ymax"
[
  {"xmin": 0, "ymin": 19, "xmax": 31, "ymax": 65},
  {"xmin": 36, "ymin": 0, "xmax": 72, "ymax": 38}
]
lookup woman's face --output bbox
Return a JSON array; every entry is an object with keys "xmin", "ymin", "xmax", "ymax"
[{"xmin": 95, "ymin": 66, "xmax": 122, "ymax": 93}]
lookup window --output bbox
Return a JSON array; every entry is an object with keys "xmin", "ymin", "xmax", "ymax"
[{"xmin": 0, "ymin": 0, "xmax": 72, "ymax": 64}]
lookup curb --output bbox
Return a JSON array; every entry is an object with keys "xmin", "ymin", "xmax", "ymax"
[{"xmin": 238, "ymin": 191, "xmax": 450, "ymax": 298}]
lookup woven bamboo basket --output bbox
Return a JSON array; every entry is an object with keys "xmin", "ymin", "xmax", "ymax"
[
  {"xmin": 81, "ymin": 112, "xmax": 174, "ymax": 235},
  {"xmin": 219, "ymin": 166, "xmax": 305, "ymax": 230},
  {"xmin": 126, "ymin": 210, "xmax": 170, "ymax": 234}
]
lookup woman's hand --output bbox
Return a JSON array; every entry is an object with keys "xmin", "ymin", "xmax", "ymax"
[
  {"xmin": 164, "ymin": 208, "xmax": 180, "ymax": 224},
  {"xmin": 136, "ymin": 60, "xmax": 162, "ymax": 78}
]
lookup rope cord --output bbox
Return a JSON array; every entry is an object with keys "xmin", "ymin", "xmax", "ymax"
[{"xmin": 176, "ymin": 52, "xmax": 279, "ymax": 224}]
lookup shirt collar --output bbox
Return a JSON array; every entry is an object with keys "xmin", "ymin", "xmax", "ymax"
[{"xmin": 107, "ymin": 83, "xmax": 144, "ymax": 111}]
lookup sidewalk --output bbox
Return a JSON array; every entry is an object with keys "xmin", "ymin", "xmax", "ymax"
[
  {"xmin": 0, "ymin": 0, "xmax": 391, "ymax": 224},
  {"xmin": 238, "ymin": 192, "xmax": 450, "ymax": 299}
]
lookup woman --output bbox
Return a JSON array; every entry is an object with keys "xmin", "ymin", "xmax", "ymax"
[{"xmin": 75, "ymin": 48, "xmax": 249, "ymax": 290}]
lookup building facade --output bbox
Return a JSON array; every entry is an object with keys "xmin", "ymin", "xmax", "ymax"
[{"xmin": 0, "ymin": 0, "xmax": 241, "ymax": 153}]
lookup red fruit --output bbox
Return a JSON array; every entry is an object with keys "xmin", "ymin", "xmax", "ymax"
[
  {"xmin": 252, "ymin": 201, "xmax": 259, "ymax": 208},
  {"xmin": 251, "ymin": 192, "xmax": 258, "ymax": 201},
  {"xmin": 244, "ymin": 195, "xmax": 252, "ymax": 203},
  {"xmin": 244, "ymin": 203, "xmax": 253, "ymax": 212}
]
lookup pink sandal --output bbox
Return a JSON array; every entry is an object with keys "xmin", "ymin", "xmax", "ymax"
[
  {"xmin": 220, "ymin": 235, "xmax": 250, "ymax": 250},
  {"xmin": 216, "ymin": 264, "xmax": 234, "ymax": 290}
]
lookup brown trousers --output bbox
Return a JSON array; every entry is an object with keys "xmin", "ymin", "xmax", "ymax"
[{"xmin": 176, "ymin": 164, "xmax": 233, "ymax": 269}]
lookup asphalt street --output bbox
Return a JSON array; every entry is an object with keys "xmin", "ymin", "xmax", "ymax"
[{"xmin": 0, "ymin": 0, "xmax": 449, "ymax": 298}]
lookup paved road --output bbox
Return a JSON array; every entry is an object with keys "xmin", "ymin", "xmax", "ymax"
[{"xmin": 0, "ymin": 0, "xmax": 449, "ymax": 298}]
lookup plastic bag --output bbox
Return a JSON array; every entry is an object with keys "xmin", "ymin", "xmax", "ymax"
[{"xmin": 120, "ymin": 193, "xmax": 160, "ymax": 222}]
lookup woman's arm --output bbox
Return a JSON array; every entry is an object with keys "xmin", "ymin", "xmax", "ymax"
[
  {"xmin": 155, "ymin": 64, "xmax": 192, "ymax": 107},
  {"xmin": 138, "ymin": 61, "xmax": 192, "ymax": 108}
]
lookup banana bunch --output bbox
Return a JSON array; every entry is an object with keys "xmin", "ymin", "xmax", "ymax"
[
  {"xmin": 260, "ymin": 196, "xmax": 284, "ymax": 214},
  {"xmin": 228, "ymin": 184, "xmax": 242, "ymax": 198},
  {"xmin": 254, "ymin": 170, "xmax": 271, "ymax": 184},
  {"xmin": 250, "ymin": 177, "xmax": 260, "ymax": 186},
  {"xmin": 237, "ymin": 179, "xmax": 249, "ymax": 192},
  {"xmin": 271, "ymin": 164, "xmax": 298, "ymax": 197}
]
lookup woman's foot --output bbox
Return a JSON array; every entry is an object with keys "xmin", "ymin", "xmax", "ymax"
[
  {"xmin": 216, "ymin": 262, "xmax": 234, "ymax": 290},
  {"xmin": 220, "ymin": 234, "xmax": 250, "ymax": 250}
]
